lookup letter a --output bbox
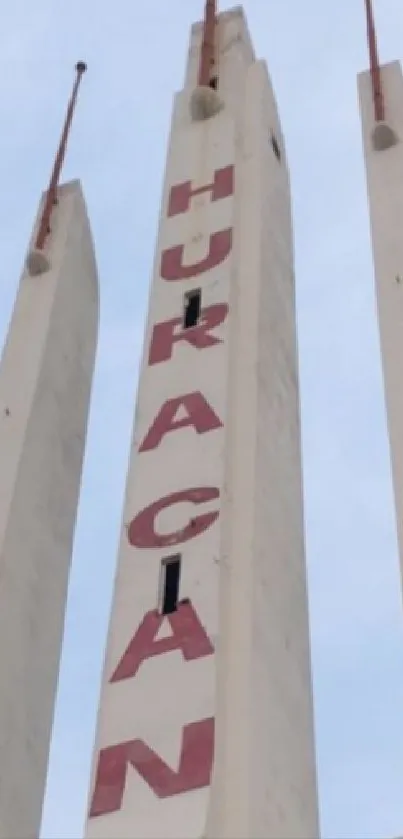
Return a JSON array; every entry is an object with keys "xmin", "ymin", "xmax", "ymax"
[
  {"xmin": 139, "ymin": 392, "xmax": 222, "ymax": 452},
  {"xmin": 110, "ymin": 600, "xmax": 214, "ymax": 683}
]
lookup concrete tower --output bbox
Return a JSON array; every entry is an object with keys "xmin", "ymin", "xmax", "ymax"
[
  {"xmin": 86, "ymin": 5, "xmax": 319, "ymax": 838},
  {"xmin": 0, "ymin": 64, "xmax": 98, "ymax": 838},
  {"xmin": 358, "ymin": 2, "xmax": 403, "ymax": 586}
]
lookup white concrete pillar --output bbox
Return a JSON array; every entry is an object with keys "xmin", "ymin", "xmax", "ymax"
[
  {"xmin": 0, "ymin": 180, "xmax": 99, "ymax": 838},
  {"xmin": 85, "ymin": 8, "xmax": 318, "ymax": 838},
  {"xmin": 358, "ymin": 61, "xmax": 403, "ymax": 595}
]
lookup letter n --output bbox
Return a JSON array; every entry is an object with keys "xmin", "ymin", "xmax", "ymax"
[{"xmin": 89, "ymin": 717, "xmax": 214, "ymax": 817}]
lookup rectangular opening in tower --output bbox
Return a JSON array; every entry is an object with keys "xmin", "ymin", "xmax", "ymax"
[
  {"xmin": 159, "ymin": 555, "xmax": 181, "ymax": 615},
  {"xmin": 270, "ymin": 132, "xmax": 281, "ymax": 161},
  {"xmin": 184, "ymin": 289, "xmax": 201, "ymax": 329}
]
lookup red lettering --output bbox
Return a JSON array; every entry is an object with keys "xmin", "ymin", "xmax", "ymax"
[
  {"xmin": 167, "ymin": 165, "xmax": 234, "ymax": 217},
  {"xmin": 148, "ymin": 303, "xmax": 228, "ymax": 366},
  {"xmin": 139, "ymin": 392, "xmax": 222, "ymax": 453},
  {"xmin": 89, "ymin": 717, "xmax": 214, "ymax": 818},
  {"xmin": 110, "ymin": 601, "xmax": 214, "ymax": 683},
  {"xmin": 161, "ymin": 229, "xmax": 232, "ymax": 281},
  {"xmin": 128, "ymin": 486, "xmax": 219, "ymax": 549}
]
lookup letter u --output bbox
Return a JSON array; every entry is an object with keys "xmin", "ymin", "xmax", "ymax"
[{"xmin": 160, "ymin": 228, "xmax": 232, "ymax": 281}]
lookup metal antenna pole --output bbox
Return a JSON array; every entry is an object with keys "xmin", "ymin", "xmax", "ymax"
[
  {"xmin": 35, "ymin": 61, "xmax": 87, "ymax": 252},
  {"xmin": 198, "ymin": 0, "xmax": 217, "ymax": 88},
  {"xmin": 364, "ymin": 0, "xmax": 385, "ymax": 122}
]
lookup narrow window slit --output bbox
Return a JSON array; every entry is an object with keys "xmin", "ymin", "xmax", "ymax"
[
  {"xmin": 271, "ymin": 133, "xmax": 281, "ymax": 161},
  {"xmin": 184, "ymin": 289, "xmax": 201, "ymax": 329},
  {"xmin": 159, "ymin": 555, "xmax": 181, "ymax": 615}
]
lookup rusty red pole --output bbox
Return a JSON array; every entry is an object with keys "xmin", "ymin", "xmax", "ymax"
[
  {"xmin": 35, "ymin": 61, "xmax": 87, "ymax": 251},
  {"xmin": 198, "ymin": 0, "xmax": 217, "ymax": 87},
  {"xmin": 364, "ymin": 0, "xmax": 385, "ymax": 122}
]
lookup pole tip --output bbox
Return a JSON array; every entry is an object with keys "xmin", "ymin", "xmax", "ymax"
[{"xmin": 75, "ymin": 61, "xmax": 87, "ymax": 74}]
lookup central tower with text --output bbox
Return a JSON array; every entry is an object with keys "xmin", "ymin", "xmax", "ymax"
[{"xmin": 86, "ymin": 5, "xmax": 319, "ymax": 838}]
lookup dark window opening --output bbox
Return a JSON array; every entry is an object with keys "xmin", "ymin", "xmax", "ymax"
[
  {"xmin": 184, "ymin": 289, "xmax": 201, "ymax": 329},
  {"xmin": 271, "ymin": 133, "xmax": 281, "ymax": 161},
  {"xmin": 160, "ymin": 555, "xmax": 181, "ymax": 615},
  {"xmin": 209, "ymin": 75, "xmax": 218, "ymax": 91}
]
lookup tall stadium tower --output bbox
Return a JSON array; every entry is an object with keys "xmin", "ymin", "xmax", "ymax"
[
  {"xmin": 85, "ymin": 6, "xmax": 319, "ymax": 838},
  {"xmin": 0, "ymin": 63, "xmax": 99, "ymax": 838}
]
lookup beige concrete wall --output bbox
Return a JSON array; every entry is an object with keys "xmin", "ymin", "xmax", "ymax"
[
  {"xmin": 206, "ymin": 39, "xmax": 318, "ymax": 839},
  {"xmin": 358, "ymin": 62, "xmax": 403, "ymax": 595},
  {"xmin": 0, "ymin": 180, "xmax": 99, "ymax": 838},
  {"xmin": 86, "ymin": 7, "xmax": 318, "ymax": 838}
]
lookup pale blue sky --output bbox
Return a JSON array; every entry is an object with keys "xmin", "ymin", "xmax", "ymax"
[{"xmin": 1, "ymin": 1, "xmax": 403, "ymax": 837}]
